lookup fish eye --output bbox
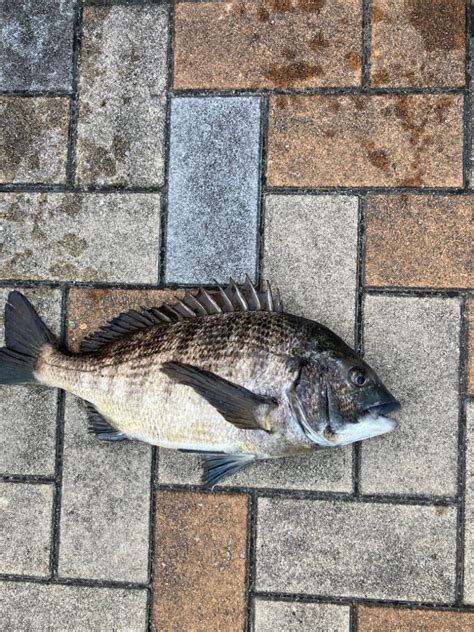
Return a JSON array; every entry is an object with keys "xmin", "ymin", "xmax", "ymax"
[{"xmin": 350, "ymin": 368, "xmax": 367, "ymax": 387}]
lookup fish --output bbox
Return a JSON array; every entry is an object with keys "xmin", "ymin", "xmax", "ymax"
[{"xmin": 0, "ymin": 279, "xmax": 400, "ymax": 488}]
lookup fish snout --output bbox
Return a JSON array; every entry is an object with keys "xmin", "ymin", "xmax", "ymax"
[{"xmin": 358, "ymin": 384, "xmax": 401, "ymax": 417}]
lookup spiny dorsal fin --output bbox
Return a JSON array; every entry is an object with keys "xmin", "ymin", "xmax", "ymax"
[{"xmin": 79, "ymin": 278, "xmax": 283, "ymax": 353}]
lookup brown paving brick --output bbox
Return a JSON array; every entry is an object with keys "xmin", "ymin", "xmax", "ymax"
[
  {"xmin": 358, "ymin": 605, "xmax": 474, "ymax": 631},
  {"xmin": 267, "ymin": 95, "xmax": 463, "ymax": 188},
  {"xmin": 174, "ymin": 0, "xmax": 362, "ymax": 90},
  {"xmin": 152, "ymin": 490, "xmax": 248, "ymax": 632},
  {"xmin": 370, "ymin": 0, "xmax": 465, "ymax": 87},
  {"xmin": 364, "ymin": 195, "xmax": 473, "ymax": 289},
  {"xmin": 468, "ymin": 300, "xmax": 474, "ymax": 397},
  {"xmin": 67, "ymin": 288, "xmax": 185, "ymax": 352}
]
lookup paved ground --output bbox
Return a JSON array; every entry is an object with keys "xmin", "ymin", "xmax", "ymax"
[{"xmin": 0, "ymin": 1, "xmax": 473, "ymax": 631}]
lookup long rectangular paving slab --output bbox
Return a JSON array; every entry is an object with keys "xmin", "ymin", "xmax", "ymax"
[
  {"xmin": 256, "ymin": 498, "xmax": 457, "ymax": 601},
  {"xmin": 165, "ymin": 97, "xmax": 261, "ymax": 284},
  {"xmin": 0, "ymin": 0, "xmax": 75, "ymax": 91},
  {"xmin": 58, "ymin": 394, "xmax": 150, "ymax": 582},
  {"xmin": 1, "ymin": 483, "xmax": 53, "ymax": 576},
  {"xmin": 254, "ymin": 600, "xmax": 351, "ymax": 632},
  {"xmin": 1, "ymin": 582, "xmax": 147, "ymax": 632},
  {"xmin": 358, "ymin": 605, "xmax": 474, "ymax": 631},
  {"xmin": 0, "ymin": 288, "xmax": 61, "ymax": 476},
  {"xmin": 1, "ymin": 193, "xmax": 160, "ymax": 283},
  {"xmin": 361, "ymin": 296, "xmax": 460, "ymax": 496},
  {"xmin": 0, "ymin": 97, "xmax": 69, "ymax": 184},
  {"xmin": 76, "ymin": 5, "xmax": 168, "ymax": 187},
  {"xmin": 465, "ymin": 401, "xmax": 474, "ymax": 604}
]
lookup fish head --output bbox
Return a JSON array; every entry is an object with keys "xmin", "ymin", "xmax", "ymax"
[{"xmin": 292, "ymin": 351, "xmax": 400, "ymax": 448}]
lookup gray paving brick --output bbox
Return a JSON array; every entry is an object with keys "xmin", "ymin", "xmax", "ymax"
[
  {"xmin": 263, "ymin": 195, "xmax": 359, "ymax": 345},
  {"xmin": 158, "ymin": 445, "xmax": 352, "ymax": 492},
  {"xmin": 256, "ymin": 498, "xmax": 457, "ymax": 601},
  {"xmin": 1, "ymin": 192, "xmax": 160, "ymax": 283},
  {"xmin": 1, "ymin": 582, "xmax": 147, "ymax": 632},
  {"xmin": 0, "ymin": 97, "xmax": 69, "ymax": 184},
  {"xmin": 361, "ymin": 296, "xmax": 461, "ymax": 496},
  {"xmin": 0, "ymin": 288, "xmax": 62, "ymax": 476},
  {"xmin": 465, "ymin": 401, "xmax": 474, "ymax": 604},
  {"xmin": 165, "ymin": 97, "xmax": 261, "ymax": 284},
  {"xmin": 0, "ymin": 0, "xmax": 75, "ymax": 91},
  {"xmin": 76, "ymin": 6, "xmax": 168, "ymax": 187},
  {"xmin": 0, "ymin": 483, "xmax": 53, "ymax": 576},
  {"xmin": 59, "ymin": 394, "xmax": 151, "ymax": 582},
  {"xmin": 254, "ymin": 600, "xmax": 350, "ymax": 632}
]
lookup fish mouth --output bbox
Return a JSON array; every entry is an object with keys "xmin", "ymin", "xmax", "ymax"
[{"xmin": 365, "ymin": 400, "xmax": 401, "ymax": 417}]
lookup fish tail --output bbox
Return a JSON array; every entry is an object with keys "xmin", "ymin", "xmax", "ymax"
[{"xmin": 0, "ymin": 291, "xmax": 57, "ymax": 385}]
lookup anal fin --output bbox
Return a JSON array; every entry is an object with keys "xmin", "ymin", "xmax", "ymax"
[
  {"xmin": 201, "ymin": 453, "xmax": 255, "ymax": 489},
  {"xmin": 85, "ymin": 401, "xmax": 127, "ymax": 441}
]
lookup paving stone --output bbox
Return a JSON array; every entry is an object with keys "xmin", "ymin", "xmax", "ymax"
[
  {"xmin": 1, "ymin": 192, "xmax": 160, "ymax": 283},
  {"xmin": 256, "ymin": 497, "xmax": 457, "ymax": 601},
  {"xmin": 158, "ymin": 445, "xmax": 352, "ymax": 492},
  {"xmin": 370, "ymin": 0, "xmax": 465, "ymax": 87},
  {"xmin": 0, "ymin": 0, "xmax": 75, "ymax": 91},
  {"xmin": 76, "ymin": 6, "xmax": 168, "ymax": 187},
  {"xmin": 58, "ymin": 394, "xmax": 150, "ymax": 582},
  {"xmin": 0, "ymin": 288, "xmax": 62, "ymax": 476},
  {"xmin": 67, "ymin": 287, "xmax": 186, "ymax": 352},
  {"xmin": 358, "ymin": 605, "xmax": 474, "ymax": 631},
  {"xmin": 1, "ymin": 582, "xmax": 148, "ymax": 632},
  {"xmin": 267, "ymin": 95, "xmax": 463, "ymax": 188},
  {"xmin": 263, "ymin": 194, "xmax": 358, "ymax": 344},
  {"xmin": 0, "ymin": 97, "xmax": 69, "ymax": 184},
  {"xmin": 254, "ymin": 600, "xmax": 351, "ymax": 632},
  {"xmin": 152, "ymin": 490, "xmax": 248, "ymax": 632},
  {"xmin": 468, "ymin": 300, "xmax": 474, "ymax": 397},
  {"xmin": 361, "ymin": 296, "xmax": 460, "ymax": 497},
  {"xmin": 0, "ymin": 483, "xmax": 53, "ymax": 576},
  {"xmin": 165, "ymin": 97, "xmax": 261, "ymax": 284},
  {"xmin": 466, "ymin": 401, "xmax": 474, "ymax": 604},
  {"xmin": 365, "ymin": 195, "xmax": 473, "ymax": 289},
  {"xmin": 174, "ymin": 0, "xmax": 362, "ymax": 90}
]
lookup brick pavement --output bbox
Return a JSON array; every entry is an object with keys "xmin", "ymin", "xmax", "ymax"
[{"xmin": 1, "ymin": 1, "xmax": 473, "ymax": 631}]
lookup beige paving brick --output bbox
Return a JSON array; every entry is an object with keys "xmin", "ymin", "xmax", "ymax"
[
  {"xmin": 361, "ymin": 296, "xmax": 461, "ymax": 496},
  {"xmin": 76, "ymin": 6, "xmax": 168, "ymax": 187},
  {"xmin": 152, "ymin": 490, "xmax": 248, "ymax": 632},
  {"xmin": 1, "ymin": 193, "xmax": 160, "ymax": 283},
  {"xmin": 0, "ymin": 97, "xmax": 69, "ymax": 184},
  {"xmin": 256, "ymin": 497, "xmax": 457, "ymax": 601},
  {"xmin": 174, "ymin": 0, "xmax": 362, "ymax": 90},
  {"xmin": 370, "ymin": 0, "xmax": 465, "ymax": 87},
  {"xmin": 358, "ymin": 605, "xmax": 474, "ymax": 631},
  {"xmin": 0, "ymin": 483, "xmax": 53, "ymax": 576},
  {"xmin": 255, "ymin": 600, "xmax": 351, "ymax": 631},
  {"xmin": 267, "ymin": 95, "xmax": 463, "ymax": 188},
  {"xmin": 0, "ymin": 288, "xmax": 62, "ymax": 476}
]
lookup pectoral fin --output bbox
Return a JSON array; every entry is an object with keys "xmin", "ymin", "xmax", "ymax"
[
  {"xmin": 201, "ymin": 453, "xmax": 256, "ymax": 489},
  {"xmin": 161, "ymin": 361, "xmax": 277, "ymax": 432}
]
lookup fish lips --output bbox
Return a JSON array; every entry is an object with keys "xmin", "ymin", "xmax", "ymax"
[{"xmin": 359, "ymin": 385, "xmax": 400, "ymax": 418}]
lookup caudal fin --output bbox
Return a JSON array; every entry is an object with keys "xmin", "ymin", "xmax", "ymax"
[{"xmin": 0, "ymin": 291, "xmax": 57, "ymax": 384}]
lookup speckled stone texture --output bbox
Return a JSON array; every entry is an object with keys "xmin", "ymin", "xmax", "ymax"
[
  {"xmin": 468, "ymin": 300, "xmax": 474, "ymax": 397},
  {"xmin": 1, "ymin": 582, "xmax": 148, "ymax": 632},
  {"xmin": 152, "ymin": 490, "xmax": 248, "ymax": 632},
  {"xmin": 0, "ymin": 0, "xmax": 75, "ymax": 91},
  {"xmin": 370, "ymin": 0, "xmax": 465, "ymax": 87},
  {"xmin": 361, "ymin": 296, "xmax": 460, "ymax": 497},
  {"xmin": 76, "ymin": 6, "xmax": 168, "ymax": 187},
  {"xmin": 256, "ymin": 498, "xmax": 457, "ymax": 601},
  {"xmin": 365, "ymin": 195, "xmax": 473, "ymax": 289},
  {"xmin": 58, "ymin": 395, "xmax": 151, "ymax": 582},
  {"xmin": 466, "ymin": 402, "xmax": 474, "ymax": 604},
  {"xmin": 0, "ymin": 483, "xmax": 53, "ymax": 576},
  {"xmin": 267, "ymin": 95, "xmax": 463, "ymax": 187},
  {"xmin": 174, "ymin": 0, "xmax": 362, "ymax": 90},
  {"xmin": 0, "ymin": 98, "xmax": 69, "ymax": 184},
  {"xmin": 254, "ymin": 600, "xmax": 351, "ymax": 632},
  {"xmin": 0, "ymin": 288, "xmax": 61, "ymax": 476},
  {"xmin": 165, "ymin": 97, "xmax": 261, "ymax": 284},
  {"xmin": 1, "ymin": 192, "xmax": 160, "ymax": 282},
  {"xmin": 358, "ymin": 605, "xmax": 474, "ymax": 631},
  {"xmin": 263, "ymin": 194, "xmax": 358, "ymax": 344}
]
